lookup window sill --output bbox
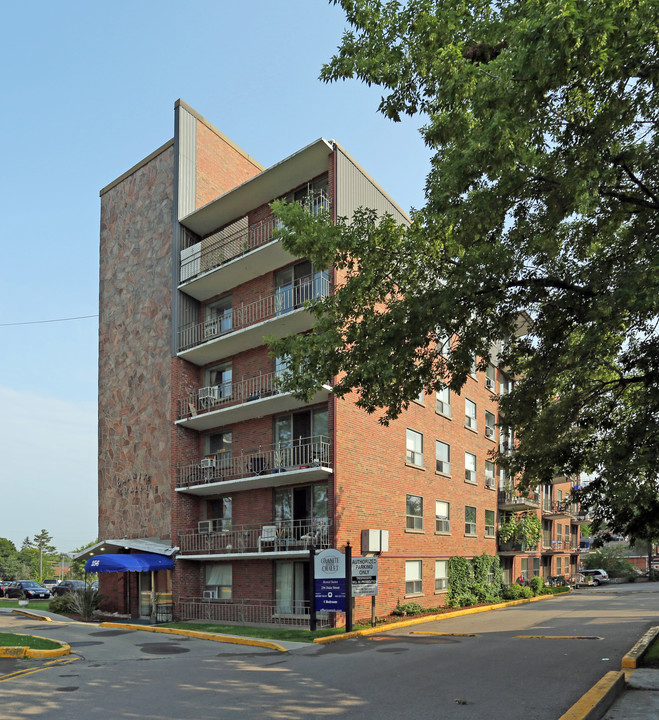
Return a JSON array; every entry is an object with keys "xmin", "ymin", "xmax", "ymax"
[
  {"xmin": 485, "ymin": 435, "xmax": 497, "ymax": 443},
  {"xmin": 405, "ymin": 528, "xmax": 425, "ymax": 534},
  {"xmin": 435, "ymin": 411, "xmax": 452, "ymax": 420},
  {"xmin": 412, "ymin": 399, "xmax": 425, "ymax": 407},
  {"xmin": 435, "ymin": 531, "xmax": 451, "ymax": 536},
  {"xmin": 406, "ymin": 463, "xmax": 426, "ymax": 471},
  {"xmin": 435, "ymin": 471, "xmax": 451, "ymax": 479},
  {"xmin": 434, "ymin": 589, "xmax": 448, "ymax": 595},
  {"xmin": 485, "ymin": 534, "xmax": 496, "ymax": 539},
  {"xmin": 464, "ymin": 479, "xmax": 478, "ymax": 485},
  {"xmin": 464, "ymin": 425, "xmax": 478, "ymax": 433},
  {"xmin": 464, "ymin": 533, "xmax": 478, "ymax": 538},
  {"xmin": 404, "ymin": 592, "xmax": 424, "ymax": 599}
]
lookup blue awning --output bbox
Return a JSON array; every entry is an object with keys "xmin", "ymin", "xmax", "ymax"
[{"xmin": 85, "ymin": 553, "xmax": 175, "ymax": 573}]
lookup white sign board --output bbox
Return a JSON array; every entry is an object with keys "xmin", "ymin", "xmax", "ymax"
[{"xmin": 351, "ymin": 556, "xmax": 378, "ymax": 597}]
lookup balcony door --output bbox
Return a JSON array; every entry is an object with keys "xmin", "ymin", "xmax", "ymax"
[
  {"xmin": 275, "ymin": 561, "xmax": 308, "ymax": 614},
  {"xmin": 274, "ymin": 407, "xmax": 328, "ymax": 469}
]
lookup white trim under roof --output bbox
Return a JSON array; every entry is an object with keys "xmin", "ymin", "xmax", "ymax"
[
  {"xmin": 73, "ymin": 538, "xmax": 178, "ymax": 562},
  {"xmin": 179, "ymin": 138, "xmax": 334, "ymax": 237}
]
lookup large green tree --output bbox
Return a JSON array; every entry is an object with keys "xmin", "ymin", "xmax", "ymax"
[{"xmin": 269, "ymin": 0, "xmax": 659, "ymax": 539}]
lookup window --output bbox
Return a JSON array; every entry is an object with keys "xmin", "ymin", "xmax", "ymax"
[
  {"xmin": 406, "ymin": 494, "xmax": 423, "ymax": 530},
  {"xmin": 205, "ymin": 563, "xmax": 232, "ymax": 600},
  {"xmin": 485, "ymin": 411, "xmax": 496, "ymax": 440},
  {"xmin": 500, "ymin": 427, "xmax": 513, "ymax": 453},
  {"xmin": 435, "ymin": 441, "xmax": 451, "ymax": 475},
  {"xmin": 435, "ymin": 560, "xmax": 448, "ymax": 592},
  {"xmin": 206, "ymin": 362, "xmax": 232, "ymax": 399},
  {"xmin": 205, "ymin": 296, "xmax": 232, "ymax": 338},
  {"xmin": 565, "ymin": 525, "xmax": 571, "ymax": 546},
  {"xmin": 405, "ymin": 560, "xmax": 422, "ymax": 595},
  {"xmin": 521, "ymin": 557, "xmax": 529, "ymax": 581},
  {"xmin": 485, "ymin": 460, "xmax": 496, "ymax": 489},
  {"xmin": 465, "ymin": 399, "xmax": 477, "ymax": 430},
  {"xmin": 486, "ymin": 362, "xmax": 496, "ymax": 390},
  {"xmin": 465, "ymin": 505, "xmax": 477, "ymax": 535},
  {"xmin": 437, "ymin": 335, "xmax": 451, "ymax": 357},
  {"xmin": 485, "ymin": 510, "xmax": 495, "ymax": 537},
  {"xmin": 500, "ymin": 373, "xmax": 514, "ymax": 395},
  {"xmin": 435, "ymin": 386, "xmax": 451, "ymax": 416},
  {"xmin": 406, "ymin": 429, "xmax": 424, "ymax": 466},
  {"xmin": 556, "ymin": 524, "xmax": 562, "ymax": 542},
  {"xmin": 465, "ymin": 452, "xmax": 477, "ymax": 483},
  {"xmin": 470, "ymin": 357, "xmax": 478, "ymax": 378},
  {"xmin": 556, "ymin": 557, "xmax": 562, "ymax": 575},
  {"xmin": 435, "ymin": 501, "xmax": 450, "ymax": 533},
  {"xmin": 275, "ymin": 261, "xmax": 328, "ymax": 315},
  {"xmin": 533, "ymin": 557, "xmax": 540, "ymax": 577},
  {"xmin": 274, "ymin": 407, "xmax": 329, "ymax": 468},
  {"xmin": 414, "ymin": 387, "xmax": 425, "ymax": 404},
  {"xmin": 205, "ymin": 430, "xmax": 232, "ymax": 470},
  {"xmin": 207, "ymin": 497, "xmax": 232, "ymax": 531}
]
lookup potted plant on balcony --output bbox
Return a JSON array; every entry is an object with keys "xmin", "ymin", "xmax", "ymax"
[{"xmin": 498, "ymin": 512, "xmax": 542, "ymax": 551}]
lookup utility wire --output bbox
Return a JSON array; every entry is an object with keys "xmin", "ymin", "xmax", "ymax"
[{"xmin": 0, "ymin": 314, "xmax": 98, "ymax": 327}]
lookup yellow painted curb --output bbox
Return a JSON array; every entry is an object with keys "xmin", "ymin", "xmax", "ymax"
[
  {"xmin": 10, "ymin": 610, "xmax": 53, "ymax": 621},
  {"xmin": 314, "ymin": 591, "xmax": 562, "ymax": 644},
  {"xmin": 97, "ymin": 622, "xmax": 288, "ymax": 652},
  {"xmin": 0, "ymin": 633, "xmax": 70, "ymax": 659},
  {"xmin": 621, "ymin": 625, "xmax": 659, "ymax": 669},
  {"xmin": 557, "ymin": 671, "xmax": 625, "ymax": 720}
]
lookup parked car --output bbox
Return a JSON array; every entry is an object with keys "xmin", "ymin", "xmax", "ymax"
[
  {"xmin": 51, "ymin": 580, "xmax": 88, "ymax": 596},
  {"xmin": 41, "ymin": 579, "xmax": 58, "ymax": 593},
  {"xmin": 0, "ymin": 580, "xmax": 12, "ymax": 597},
  {"xmin": 579, "ymin": 569, "xmax": 610, "ymax": 585},
  {"xmin": 6, "ymin": 580, "xmax": 51, "ymax": 599}
]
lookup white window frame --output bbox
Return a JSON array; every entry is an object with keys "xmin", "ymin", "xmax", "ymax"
[
  {"xmin": 485, "ymin": 460, "xmax": 496, "ymax": 489},
  {"xmin": 465, "ymin": 399, "xmax": 477, "ymax": 430},
  {"xmin": 406, "ymin": 494, "xmax": 423, "ymax": 531},
  {"xmin": 435, "ymin": 559, "xmax": 448, "ymax": 592},
  {"xmin": 435, "ymin": 440, "xmax": 451, "ymax": 475},
  {"xmin": 435, "ymin": 501, "xmax": 450, "ymax": 534},
  {"xmin": 486, "ymin": 362, "xmax": 496, "ymax": 390},
  {"xmin": 405, "ymin": 560, "xmax": 422, "ymax": 595},
  {"xmin": 205, "ymin": 563, "xmax": 232, "ymax": 600},
  {"xmin": 485, "ymin": 410, "xmax": 496, "ymax": 439},
  {"xmin": 435, "ymin": 386, "xmax": 451, "ymax": 416},
  {"xmin": 465, "ymin": 505, "xmax": 477, "ymax": 535},
  {"xmin": 406, "ymin": 428, "xmax": 424, "ymax": 467},
  {"xmin": 465, "ymin": 452, "xmax": 477, "ymax": 484},
  {"xmin": 484, "ymin": 510, "xmax": 495, "ymax": 537}
]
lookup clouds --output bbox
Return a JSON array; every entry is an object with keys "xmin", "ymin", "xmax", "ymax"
[{"xmin": 0, "ymin": 387, "xmax": 97, "ymax": 552}]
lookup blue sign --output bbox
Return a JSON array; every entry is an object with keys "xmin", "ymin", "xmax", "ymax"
[{"xmin": 314, "ymin": 548, "xmax": 346, "ymax": 612}]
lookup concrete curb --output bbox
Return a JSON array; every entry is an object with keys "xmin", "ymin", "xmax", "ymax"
[
  {"xmin": 314, "ymin": 590, "xmax": 562, "ymax": 644},
  {"xmin": 0, "ymin": 633, "xmax": 71, "ymax": 660},
  {"xmin": 622, "ymin": 625, "xmax": 659, "ymax": 669},
  {"xmin": 11, "ymin": 609, "xmax": 53, "ymax": 622},
  {"xmin": 557, "ymin": 671, "xmax": 625, "ymax": 720},
  {"xmin": 97, "ymin": 622, "xmax": 288, "ymax": 652}
]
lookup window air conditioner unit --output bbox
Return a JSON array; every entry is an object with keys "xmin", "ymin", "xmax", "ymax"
[
  {"xmin": 198, "ymin": 521, "xmax": 213, "ymax": 534},
  {"xmin": 486, "ymin": 378, "xmax": 495, "ymax": 390},
  {"xmin": 199, "ymin": 386, "xmax": 220, "ymax": 401},
  {"xmin": 204, "ymin": 319, "xmax": 219, "ymax": 338},
  {"xmin": 485, "ymin": 477, "xmax": 495, "ymax": 489},
  {"xmin": 203, "ymin": 589, "xmax": 217, "ymax": 600},
  {"xmin": 201, "ymin": 458, "xmax": 216, "ymax": 469},
  {"xmin": 485, "ymin": 426, "xmax": 495, "ymax": 439}
]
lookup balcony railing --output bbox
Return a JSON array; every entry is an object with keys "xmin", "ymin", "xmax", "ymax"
[
  {"xmin": 180, "ymin": 190, "xmax": 331, "ymax": 283},
  {"xmin": 542, "ymin": 501, "xmax": 578, "ymax": 517},
  {"xmin": 542, "ymin": 540, "xmax": 579, "ymax": 552},
  {"xmin": 179, "ymin": 518, "xmax": 332, "ymax": 555},
  {"xmin": 177, "ymin": 435, "xmax": 331, "ymax": 489},
  {"xmin": 498, "ymin": 490, "xmax": 540, "ymax": 508},
  {"xmin": 177, "ymin": 597, "xmax": 332, "ymax": 627},
  {"xmin": 178, "ymin": 371, "xmax": 286, "ymax": 420},
  {"xmin": 178, "ymin": 273, "xmax": 330, "ymax": 352}
]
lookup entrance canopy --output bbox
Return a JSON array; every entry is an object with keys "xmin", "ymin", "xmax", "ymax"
[{"xmin": 85, "ymin": 553, "xmax": 175, "ymax": 573}]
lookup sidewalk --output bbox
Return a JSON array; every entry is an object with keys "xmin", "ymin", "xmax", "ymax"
[{"xmin": 600, "ymin": 669, "xmax": 659, "ymax": 720}]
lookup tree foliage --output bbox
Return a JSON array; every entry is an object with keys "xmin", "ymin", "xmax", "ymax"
[{"xmin": 269, "ymin": 0, "xmax": 659, "ymax": 540}]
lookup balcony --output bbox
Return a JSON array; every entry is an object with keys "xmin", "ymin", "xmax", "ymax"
[
  {"xmin": 498, "ymin": 490, "xmax": 540, "ymax": 511},
  {"xmin": 176, "ymin": 372, "xmax": 331, "ymax": 431},
  {"xmin": 497, "ymin": 539, "xmax": 539, "ymax": 554},
  {"xmin": 572, "ymin": 511, "xmax": 592, "ymax": 525},
  {"xmin": 548, "ymin": 473, "xmax": 580, "ymax": 486},
  {"xmin": 176, "ymin": 435, "xmax": 332, "ymax": 495},
  {"xmin": 177, "ymin": 273, "xmax": 330, "ymax": 365},
  {"xmin": 179, "ymin": 190, "xmax": 330, "ymax": 301},
  {"xmin": 177, "ymin": 597, "xmax": 332, "ymax": 628},
  {"xmin": 542, "ymin": 540, "xmax": 579, "ymax": 553},
  {"xmin": 178, "ymin": 518, "xmax": 332, "ymax": 559},
  {"xmin": 542, "ymin": 501, "xmax": 578, "ymax": 518}
]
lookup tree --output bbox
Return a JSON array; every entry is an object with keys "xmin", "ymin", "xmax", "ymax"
[
  {"xmin": 0, "ymin": 538, "xmax": 21, "ymax": 580},
  {"xmin": 23, "ymin": 530, "xmax": 58, "ymax": 581},
  {"xmin": 269, "ymin": 0, "xmax": 659, "ymax": 537}
]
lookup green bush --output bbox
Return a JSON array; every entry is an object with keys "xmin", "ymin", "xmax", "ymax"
[
  {"xmin": 392, "ymin": 601, "xmax": 426, "ymax": 616},
  {"xmin": 49, "ymin": 594, "xmax": 76, "ymax": 614},
  {"xmin": 529, "ymin": 576, "xmax": 544, "ymax": 596}
]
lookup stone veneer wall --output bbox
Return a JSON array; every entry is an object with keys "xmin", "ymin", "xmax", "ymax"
[{"xmin": 98, "ymin": 143, "xmax": 175, "ymax": 541}]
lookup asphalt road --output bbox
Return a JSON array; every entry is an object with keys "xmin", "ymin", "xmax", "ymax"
[{"xmin": 1, "ymin": 584, "xmax": 657, "ymax": 720}]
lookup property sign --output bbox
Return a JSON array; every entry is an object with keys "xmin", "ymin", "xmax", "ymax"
[
  {"xmin": 351, "ymin": 556, "xmax": 378, "ymax": 597},
  {"xmin": 314, "ymin": 548, "xmax": 346, "ymax": 612}
]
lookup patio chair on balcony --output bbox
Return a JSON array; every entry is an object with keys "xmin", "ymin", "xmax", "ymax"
[{"xmin": 258, "ymin": 525, "xmax": 278, "ymax": 552}]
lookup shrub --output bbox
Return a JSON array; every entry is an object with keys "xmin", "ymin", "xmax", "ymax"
[
  {"xmin": 529, "ymin": 576, "xmax": 544, "ymax": 596},
  {"xmin": 49, "ymin": 594, "xmax": 76, "ymax": 614},
  {"xmin": 70, "ymin": 588, "xmax": 104, "ymax": 620}
]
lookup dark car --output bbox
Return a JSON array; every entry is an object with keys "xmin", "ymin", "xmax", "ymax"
[
  {"xmin": 0, "ymin": 580, "xmax": 12, "ymax": 597},
  {"xmin": 6, "ymin": 580, "xmax": 51, "ymax": 599},
  {"xmin": 51, "ymin": 580, "xmax": 88, "ymax": 596}
]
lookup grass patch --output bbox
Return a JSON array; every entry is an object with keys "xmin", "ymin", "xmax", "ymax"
[
  {"xmin": 641, "ymin": 636, "xmax": 659, "ymax": 667},
  {"xmin": 0, "ymin": 632, "xmax": 60, "ymax": 650},
  {"xmin": 160, "ymin": 622, "xmax": 373, "ymax": 643},
  {"xmin": 0, "ymin": 599, "xmax": 51, "ymax": 611}
]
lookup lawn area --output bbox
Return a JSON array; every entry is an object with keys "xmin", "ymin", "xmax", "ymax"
[
  {"xmin": 161, "ymin": 621, "xmax": 373, "ymax": 643},
  {"xmin": 0, "ymin": 632, "xmax": 60, "ymax": 650},
  {"xmin": 642, "ymin": 635, "xmax": 659, "ymax": 667},
  {"xmin": 0, "ymin": 599, "xmax": 51, "ymax": 611}
]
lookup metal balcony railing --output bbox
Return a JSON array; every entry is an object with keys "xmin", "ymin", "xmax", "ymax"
[
  {"xmin": 179, "ymin": 518, "xmax": 332, "ymax": 555},
  {"xmin": 177, "ymin": 435, "xmax": 331, "ymax": 489},
  {"xmin": 178, "ymin": 370, "xmax": 287, "ymax": 420},
  {"xmin": 177, "ymin": 597, "xmax": 332, "ymax": 627},
  {"xmin": 180, "ymin": 190, "xmax": 331, "ymax": 283},
  {"xmin": 178, "ymin": 273, "xmax": 330, "ymax": 351},
  {"xmin": 542, "ymin": 501, "xmax": 578, "ymax": 516},
  {"xmin": 498, "ymin": 490, "xmax": 540, "ymax": 507}
]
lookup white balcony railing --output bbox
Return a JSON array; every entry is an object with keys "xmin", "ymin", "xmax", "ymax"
[
  {"xmin": 178, "ymin": 273, "xmax": 329, "ymax": 352},
  {"xmin": 177, "ymin": 435, "xmax": 331, "ymax": 489},
  {"xmin": 179, "ymin": 518, "xmax": 332, "ymax": 555},
  {"xmin": 177, "ymin": 597, "xmax": 332, "ymax": 627}
]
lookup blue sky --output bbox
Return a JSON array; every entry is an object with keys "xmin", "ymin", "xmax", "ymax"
[{"xmin": 0, "ymin": 1, "xmax": 429, "ymax": 555}]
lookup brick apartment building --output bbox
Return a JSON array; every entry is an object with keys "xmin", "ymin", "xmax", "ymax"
[{"xmin": 86, "ymin": 100, "xmax": 585, "ymax": 622}]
